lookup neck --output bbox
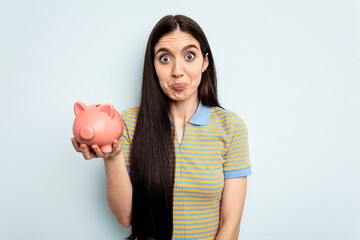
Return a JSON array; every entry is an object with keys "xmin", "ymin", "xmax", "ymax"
[{"xmin": 169, "ymin": 95, "xmax": 200, "ymax": 126}]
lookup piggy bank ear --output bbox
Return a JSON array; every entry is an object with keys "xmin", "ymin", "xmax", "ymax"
[
  {"xmin": 74, "ymin": 102, "xmax": 88, "ymax": 116},
  {"xmin": 100, "ymin": 104, "xmax": 114, "ymax": 118}
]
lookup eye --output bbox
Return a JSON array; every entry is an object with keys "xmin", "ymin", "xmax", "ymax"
[
  {"xmin": 160, "ymin": 55, "xmax": 171, "ymax": 63},
  {"xmin": 185, "ymin": 53, "xmax": 195, "ymax": 61}
]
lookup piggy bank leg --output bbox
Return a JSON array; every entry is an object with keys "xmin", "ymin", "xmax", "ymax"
[{"xmin": 100, "ymin": 144, "xmax": 112, "ymax": 153}]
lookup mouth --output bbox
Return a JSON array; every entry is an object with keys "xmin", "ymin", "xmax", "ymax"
[{"xmin": 171, "ymin": 82, "xmax": 188, "ymax": 91}]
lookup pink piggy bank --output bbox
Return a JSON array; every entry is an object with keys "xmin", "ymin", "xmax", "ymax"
[{"xmin": 73, "ymin": 101, "xmax": 123, "ymax": 153}]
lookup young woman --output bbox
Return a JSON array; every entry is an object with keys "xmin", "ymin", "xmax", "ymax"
[{"xmin": 72, "ymin": 14, "xmax": 252, "ymax": 240}]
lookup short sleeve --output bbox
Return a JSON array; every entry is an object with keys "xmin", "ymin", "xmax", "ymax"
[
  {"xmin": 119, "ymin": 112, "xmax": 131, "ymax": 173},
  {"xmin": 223, "ymin": 113, "xmax": 252, "ymax": 179}
]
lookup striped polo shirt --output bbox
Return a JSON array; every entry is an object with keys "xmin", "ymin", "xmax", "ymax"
[{"xmin": 119, "ymin": 101, "xmax": 252, "ymax": 239}]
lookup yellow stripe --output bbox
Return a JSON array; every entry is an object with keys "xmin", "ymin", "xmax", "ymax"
[
  {"xmin": 191, "ymin": 236, "xmax": 215, "ymax": 240},
  {"xmin": 230, "ymin": 135, "xmax": 248, "ymax": 142},
  {"xmin": 224, "ymin": 159, "xmax": 250, "ymax": 166},
  {"xmin": 173, "ymin": 202, "xmax": 220, "ymax": 210},
  {"xmin": 179, "ymin": 149, "xmax": 224, "ymax": 154},
  {"xmin": 224, "ymin": 163, "xmax": 251, "ymax": 170},
  {"xmin": 180, "ymin": 178, "xmax": 223, "ymax": 184},
  {"xmin": 180, "ymin": 140, "xmax": 229, "ymax": 146},
  {"xmin": 225, "ymin": 152, "xmax": 249, "ymax": 159},
  {"xmin": 178, "ymin": 146, "xmax": 227, "ymax": 151},
  {"xmin": 175, "ymin": 172, "xmax": 223, "ymax": 178},
  {"xmin": 231, "ymin": 129, "xmax": 248, "ymax": 137},
  {"xmin": 173, "ymin": 193, "xmax": 221, "ymax": 198},
  {"xmin": 173, "ymin": 199, "xmax": 220, "ymax": 205},
  {"xmin": 125, "ymin": 125, "xmax": 136, "ymax": 131},
  {"xmin": 175, "ymin": 159, "xmax": 224, "ymax": 164},
  {"xmin": 174, "ymin": 216, "xmax": 219, "ymax": 225},
  {"xmin": 185, "ymin": 126, "xmax": 227, "ymax": 132},
  {"xmin": 180, "ymin": 136, "xmax": 225, "ymax": 141},
  {"xmin": 207, "ymin": 121, "xmax": 228, "ymax": 127},
  {"xmin": 180, "ymin": 168, "xmax": 223, "ymax": 174},
  {"xmin": 173, "ymin": 196, "xmax": 221, "ymax": 201},
  {"xmin": 173, "ymin": 227, "xmax": 218, "ymax": 236},
  {"xmin": 173, "ymin": 206, "xmax": 220, "ymax": 214},
  {"xmin": 175, "ymin": 155, "xmax": 224, "ymax": 159},
  {"xmin": 184, "ymin": 130, "xmax": 227, "ymax": 137},
  {"xmin": 173, "ymin": 188, "xmax": 222, "ymax": 194},
  {"xmin": 122, "ymin": 116, "xmax": 137, "ymax": 122},
  {"xmin": 209, "ymin": 117, "xmax": 228, "ymax": 123},
  {"xmin": 124, "ymin": 121, "xmax": 136, "ymax": 128},
  {"xmin": 173, "ymin": 211, "xmax": 219, "ymax": 220},
  {"xmin": 174, "ymin": 182, "xmax": 224, "ymax": 189},
  {"xmin": 175, "ymin": 163, "xmax": 221, "ymax": 169}
]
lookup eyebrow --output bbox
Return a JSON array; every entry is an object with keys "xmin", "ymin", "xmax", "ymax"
[{"xmin": 155, "ymin": 44, "xmax": 199, "ymax": 55}]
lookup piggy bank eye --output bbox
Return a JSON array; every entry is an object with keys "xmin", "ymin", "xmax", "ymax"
[{"xmin": 96, "ymin": 104, "xmax": 100, "ymax": 107}]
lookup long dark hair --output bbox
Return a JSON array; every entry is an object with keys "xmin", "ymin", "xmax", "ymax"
[{"xmin": 127, "ymin": 15, "xmax": 221, "ymax": 240}]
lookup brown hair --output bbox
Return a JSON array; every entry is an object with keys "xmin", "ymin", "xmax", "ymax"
[{"xmin": 128, "ymin": 14, "xmax": 221, "ymax": 240}]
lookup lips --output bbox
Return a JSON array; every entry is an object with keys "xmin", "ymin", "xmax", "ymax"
[{"xmin": 171, "ymin": 82, "xmax": 188, "ymax": 90}]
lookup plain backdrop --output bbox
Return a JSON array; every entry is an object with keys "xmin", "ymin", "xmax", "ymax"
[{"xmin": 1, "ymin": 0, "xmax": 359, "ymax": 239}]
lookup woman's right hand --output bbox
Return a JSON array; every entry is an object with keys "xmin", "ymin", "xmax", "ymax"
[{"xmin": 71, "ymin": 137, "xmax": 122, "ymax": 160}]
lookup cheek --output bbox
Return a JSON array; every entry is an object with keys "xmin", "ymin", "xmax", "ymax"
[
  {"xmin": 154, "ymin": 64, "xmax": 169, "ymax": 81},
  {"xmin": 158, "ymin": 80, "xmax": 168, "ymax": 92},
  {"xmin": 188, "ymin": 64, "xmax": 203, "ymax": 82},
  {"xmin": 154, "ymin": 67, "xmax": 170, "ymax": 92}
]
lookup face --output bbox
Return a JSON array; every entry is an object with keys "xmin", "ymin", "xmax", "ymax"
[{"xmin": 153, "ymin": 30, "xmax": 209, "ymax": 103}]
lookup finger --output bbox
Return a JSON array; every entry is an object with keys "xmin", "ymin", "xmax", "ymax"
[
  {"xmin": 112, "ymin": 140, "xmax": 122, "ymax": 152},
  {"xmin": 80, "ymin": 144, "xmax": 92, "ymax": 160},
  {"xmin": 89, "ymin": 148, "xmax": 99, "ymax": 159},
  {"xmin": 91, "ymin": 145, "xmax": 104, "ymax": 158},
  {"xmin": 74, "ymin": 137, "xmax": 81, "ymax": 145},
  {"xmin": 71, "ymin": 137, "xmax": 81, "ymax": 152},
  {"xmin": 107, "ymin": 140, "xmax": 122, "ymax": 158},
  {"xmin": 88, "ymin": 148, "xmax": 99, "ymax": 159}
]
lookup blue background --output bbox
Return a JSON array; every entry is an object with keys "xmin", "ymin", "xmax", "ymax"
[{"xmin": 1, "ymin": 0, "xmax": 359, "ymax": 239}]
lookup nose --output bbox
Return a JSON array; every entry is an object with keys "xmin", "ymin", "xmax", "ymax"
[
  {"xmin": 80, "ymin": 126, "xmax": 94, "ymax": 140},
  {"xmin": 171, "ymin": 60, "xmax": 184, "ymax": 78}
]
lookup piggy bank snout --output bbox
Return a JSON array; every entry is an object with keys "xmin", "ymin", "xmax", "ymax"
[{"xmin": 80, "ymin": 126, "xmax": 95, "ymax": 140}]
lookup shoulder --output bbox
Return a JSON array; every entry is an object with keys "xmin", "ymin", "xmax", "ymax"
[
  {"xmin": 120, "ymin": 106, "xmax": 139, "ymax": 124},
  {"xmin": 209, "ymin": 106, "xmax": 246, "ymax": 125},
  {"xmin": 121, "ymin": 106, "xmax": 139, "ymax": 116}
]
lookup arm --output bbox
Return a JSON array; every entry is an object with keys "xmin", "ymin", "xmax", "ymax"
[
  {"xmin": 215, "ymin": 176, "xmax": 247, "ymax": 240},
  {"xmin": 104, "ymin": 149, "xmax": 133, "ymax": 227},
  {"xmin": 104, "ymin": 111, "xmax": 134, "ymax": 227}
]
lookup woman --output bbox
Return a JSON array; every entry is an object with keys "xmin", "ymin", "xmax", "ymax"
[{"xmin": 72, "ymin": 14, "xmax": 252, "ymax": 240}]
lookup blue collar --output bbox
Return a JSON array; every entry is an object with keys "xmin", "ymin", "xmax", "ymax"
[
  {"xmin": 188, "ymin": 101, "xmax": 211, "ymax": 125},
  {"xmin": 169, "ymin": 101, "xmax": 210, "ymax": 126},
  {"xmin": 188, "ymin": 101, "xmax": 210, "ymax": 125}
]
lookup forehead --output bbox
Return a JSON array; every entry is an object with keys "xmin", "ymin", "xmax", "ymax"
[{"xmin": 154, "ymin": 30, "xmax": 200, "ymax": 50}]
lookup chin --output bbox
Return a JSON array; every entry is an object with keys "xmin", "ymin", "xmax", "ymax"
[
  {"xmin": 168, "ymin": 95, "xmax": 187, "ymax": 102},
  {"xmin": 170, "ymin": 97, "xmax": 185, "ymax": 102}
]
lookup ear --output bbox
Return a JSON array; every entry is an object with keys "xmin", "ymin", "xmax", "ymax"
[
  {"xmin": 74, "ymin": 102, "xmax": 88, "ymax": 117},
  {"xmin": 100, "ymin": 103, "xmax": 114, "ymax": 118},
  {"xmin": 201, "ymin": 53, "xmax": 209, "ymax": 73}
]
